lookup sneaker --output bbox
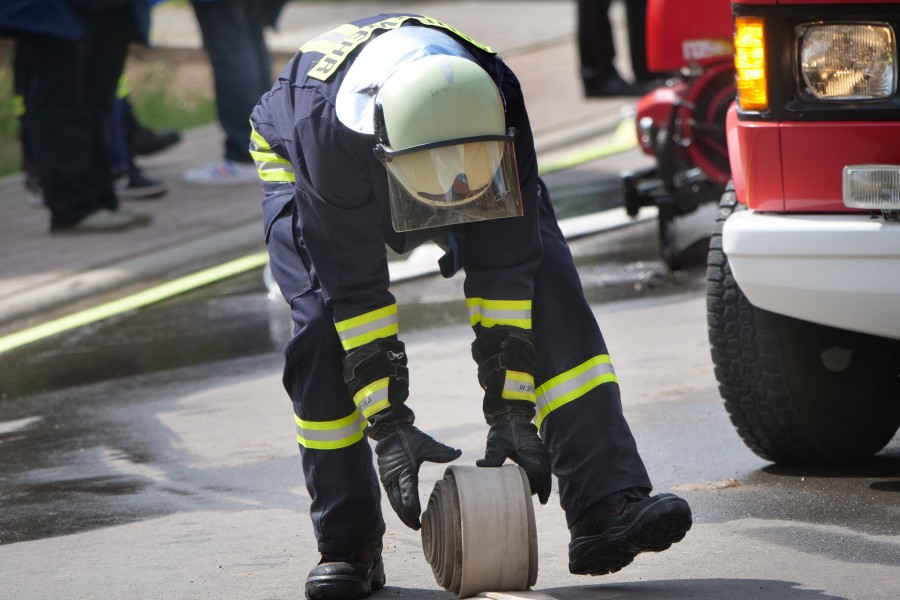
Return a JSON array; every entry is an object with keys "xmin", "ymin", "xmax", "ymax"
[
  {"xmin": 116, "ymin": 208, "xmax": 154, "ymax": 226},
  {"xmin": 50, "ymin": 208, "xmax": 153, "ymax": 234},
  {"xmin": 305, "ymin": 541, "xmax": 385, "ymax": 600},
  {"xmin": 182, "ymin": 159, "xmax": 258, "ymax": 187},
  {"xmin": 128, "ymin": 126, "xmax": 181, "ymax": 157},
  {"xmin": 568, "ymin": 488, "xmax": 692, "ymax": 576},
  {"xmin": 115, "ymin": 167, "xmax": 168, "ymax": 199}
]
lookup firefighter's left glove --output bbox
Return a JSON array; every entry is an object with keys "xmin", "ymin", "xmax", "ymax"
[
  {"xmin": 476, "ymin": 409, "xmax": 552, "ymax": 505},
  {"xmin": 370, "ymin": 422, "xmax": 462, "ymax": 530}
]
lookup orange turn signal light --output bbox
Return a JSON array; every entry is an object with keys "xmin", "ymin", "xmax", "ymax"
[{"xmin": 734, "ymin": 17, "xmax": 768, "ymax": 111}]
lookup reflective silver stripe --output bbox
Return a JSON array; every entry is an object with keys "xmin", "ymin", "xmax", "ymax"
[
  {"xmin": 250, "ymin": 125, "xmax": 296, "ymax": 183},
  {"xmin": 295, "ymin": 410, "xmax": 366, "ymax": 450},
  {"xmin": 535, "ymin": 355, "xmax": 617, "ymax": 430},
  {"xmin": 466, "ymin": 298, "xmax": 532, "ymax": 329},
  {"xmin": 335, "ymin": 304, "xmax": 399, "ymax": 350},
  {"xmin": 353, "ymin": 377, "xmax": 391, "ymax": 419},
  {"xmin": 503, "ymin": 369, "xmax": 536, "ymax": 402}
]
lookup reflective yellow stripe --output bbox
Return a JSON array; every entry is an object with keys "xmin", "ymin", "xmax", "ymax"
[
  {"xmin": 12, "ymin": 94, "xmax": 25, "ymax": 118},
  {"xmin": 250, "ymin": 122, "xmax": 296, "ymax": 183},
  {"xmin": 116, "ymin": 75, "xmax": 131, "ymax": 99},
  {"xmin": 307, "ymin": 15, "xmax": 494, "ymax": 81},
  {"xmin": 353, "ymin": 377, "xmax": 391, "ymax": 419},
  {"xmin": 466, "ymin": 298, "xmax": 532, "ymax": 329},
  {"xmin": 250, "ymin": 127, "xmax": 271, "ymax": 150},
  {"xmin": 503, "ymin": 370, "xmax": 536, "ymax": 402},
  {"xmin": 249, "ymin": 149, "xmax": 291, "ymax": 165},
  {"xmin": 335, "ymin": 304, "xmax": 399, "ymax": 350},
  {"xmin": 535, "ymin": 355, "xmax": 617, "ymax": 430},
  {"xmin": 257, "ymin": 168, "xmax": 296, "ymax": 183},
  {"xmin": 295, "ymin": 410, "xmax": 367, "ymax": 450}
]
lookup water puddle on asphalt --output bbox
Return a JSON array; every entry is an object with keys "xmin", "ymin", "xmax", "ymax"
[{"xmin": 0, "ymin": 216, "xmax": 708, "ymax": 543}]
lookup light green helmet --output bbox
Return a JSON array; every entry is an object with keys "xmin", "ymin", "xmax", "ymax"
[
  {"xmin": 376, "ymin": 54, "xmax": 506, "ymax": 149},
  {"xmin": 373, "ymin": 54, "xmax": 523, "ymax": 232}
]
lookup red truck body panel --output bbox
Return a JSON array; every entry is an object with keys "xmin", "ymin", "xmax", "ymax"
[{"xmin": 646, "ymin": 0, "xmax": 734, "ymax": 72}]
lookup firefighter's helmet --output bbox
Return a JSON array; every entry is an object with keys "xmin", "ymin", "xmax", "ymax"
[{"xmin": 373, "ymin": 54, "xmax": 523, "ymax": 232}]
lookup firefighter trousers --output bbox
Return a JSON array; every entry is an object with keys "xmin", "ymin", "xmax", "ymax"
[{"xmin": 265, "ymin": 180, "xmax": 651, "ymax": 555}]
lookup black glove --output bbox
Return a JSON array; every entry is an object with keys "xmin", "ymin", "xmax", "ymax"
[
  {"xmin": 371, "ymin": 422, "xmax": 462, "ymax": 530},
  {"xmin": 476, "ymin": 409, "xmax": 552, "ymax": 504}
]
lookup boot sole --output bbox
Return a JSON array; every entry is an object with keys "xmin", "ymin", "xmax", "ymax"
[
  {"xmin": 568, "ymin": 494, "xmax": 692, "ymax": 575},
  {"xmin": 305, "ymin": 559, "xmax": 385, "ymax": 599}
]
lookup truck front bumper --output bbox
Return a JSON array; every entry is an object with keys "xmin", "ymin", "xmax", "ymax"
[{"xmin": 723, "ymin": 210, "xmax": 900, "ymax": 340}]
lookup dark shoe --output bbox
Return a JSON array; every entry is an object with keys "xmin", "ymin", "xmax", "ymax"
[
  {"xmin": 584, "ymin": 71, "xmax": 655, "ymax": 98},
  {"xmin": 116, "ymin": 167, "xmax": 168, "ymax": 200},
  {"xmin": 128, "ymin": 127, "xmax": 181, "ymax": 157},
  {"xmin": 50, "ymin": 208, "xmax": 153, "ymax": 234},
  {"xmin": 305, "ymin": 542, "xmax": 386, "ymax": 600},
  {"xmin": 568, "ymin": 488, "xmax": 692, "ymax": 575}
]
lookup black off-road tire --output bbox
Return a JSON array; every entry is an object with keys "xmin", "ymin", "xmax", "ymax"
[{"xmin": 706, "ymin": 184, "xmax": 900, "ymax": 464}]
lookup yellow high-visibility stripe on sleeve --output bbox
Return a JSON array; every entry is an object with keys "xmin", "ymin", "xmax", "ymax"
[
  {"xmin": 295, "ymin": 410, "xmax": 367, "ymax": 450},
  {"xmin": 116, "ymin": 75, "xmax": 131, "ymax": 100},
  {"xmin": 353, "ymin": 377, "xmax": 391, "ymax": 419},
  {"xmin": 250, "ymin": 124, "xmax": 296, "ymax": 183},
  {"xmin": 535, "ymin": 354, "xmax": 617, "ymax": 430},
  {"xmin": 12, "ymin": 94, "xmax": 25, "ymax": 118},
  {"xmin": 335, "ymin": 304, "xmax": 399, "ymax": 351},
  {"xmin": 503, "ymin": 369, "xmax": 536, "ymax": 402},
  {"xmin": 466, "ymin": 298, "xmax": 532, "ymax": 329}
]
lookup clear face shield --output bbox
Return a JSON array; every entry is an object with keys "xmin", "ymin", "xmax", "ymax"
[{"xmin": 374, "ymin": 129, "xmax": 523, "ymax": 232}]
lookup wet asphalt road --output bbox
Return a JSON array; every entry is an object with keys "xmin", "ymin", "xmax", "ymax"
[{"xmin": 1, "ymin": 160, "xmax": 899, "ymax": 598}]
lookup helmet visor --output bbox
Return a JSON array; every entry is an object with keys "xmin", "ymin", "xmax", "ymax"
[{"xmin": 377, "ymin": 134, "xmax": 523, "ymax": 232}]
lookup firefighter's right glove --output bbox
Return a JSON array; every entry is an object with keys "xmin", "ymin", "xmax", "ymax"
[
  {"xmin": 369, "ymin": 422, "xmax": 462, "ymax": 530},
  {"xmin": 476, "ymin": 409, "xmax": 552, "ymax": 505}
]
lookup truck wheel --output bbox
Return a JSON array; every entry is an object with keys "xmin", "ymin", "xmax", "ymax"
[{"xmin": 706, "ymin": 185, "xmax": 900, "ymax": 464}]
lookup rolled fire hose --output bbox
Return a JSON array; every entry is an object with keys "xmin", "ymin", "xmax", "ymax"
[{"xmin": 421, "ymin": 464, "xmax": 538, "ymax": 599}]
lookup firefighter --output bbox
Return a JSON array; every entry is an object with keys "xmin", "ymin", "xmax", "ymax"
[{"xmin": 250, "ymin": 14, "xmax": 692, "ymax": 600}]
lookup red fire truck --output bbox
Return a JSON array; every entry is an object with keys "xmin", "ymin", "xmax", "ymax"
[{"xmin": 708, "ymin": 0, "xmax": 900, "ymax": 464}]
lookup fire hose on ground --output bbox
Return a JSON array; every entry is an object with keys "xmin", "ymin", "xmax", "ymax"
[{"xmin": 421, "ymin": 464, "xmax": 556, "ymax": 600}]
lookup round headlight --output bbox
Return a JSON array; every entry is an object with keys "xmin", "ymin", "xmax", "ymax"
[{"xmin": 799, "ymin": 23, "xmax": 895, "ymax": 101}]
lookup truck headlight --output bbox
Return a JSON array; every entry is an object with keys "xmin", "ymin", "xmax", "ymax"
[{"xmin": 799, "ymin": 23, "xmax": 895, "ymax": 101}]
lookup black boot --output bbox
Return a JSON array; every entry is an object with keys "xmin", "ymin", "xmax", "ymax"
[
  {"xmin": 128, "ymin": 125, "xmax": 182, "ymax": 157},
  {"xmin": 305, "ymin": 541, "xmax": 385, "ymax": 599},
  {"xmin": 568, "ymin": 488, "xmax": 692, "ymax": 575}
]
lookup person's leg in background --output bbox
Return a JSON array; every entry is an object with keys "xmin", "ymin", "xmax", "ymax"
[
  {"xmin": 23, "ymin": 5, "xmax": 151, "ymax": 232},
  {"xmin": 624, "ymin": 0, "xmax": 653, "ymax": 84},
  {"xmin": 576, "ymin": 0, "xmax": 649, "ymax": 97},
  {"xmin": 107, "ymin": 93, "xmax": 169, "ymax": 200},
  {"xmin": 12, "ymin": 38, "xmax": 42, "ymax": 206},
  {"xmin": 119, "ymin": 90, "xmax": 182, "ymax": 158},
  {"xmin": 185, "ymin": 0, "xmax": 279, "ymax": 186},
  {"xmin": 577, "ymin": 0, "xmax": 614, "ymax": 96}
]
